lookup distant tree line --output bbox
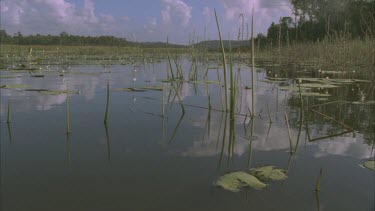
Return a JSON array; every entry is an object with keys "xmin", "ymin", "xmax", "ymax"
[
  {"xmin": 0, "ymin": 30, "xmax": 128, "ymax": 46},
  {"xmin": 0, "ymin": 0, "xmax": 373, "ymax": 48},
  {"xmin": 267, "ymin": 0, "xmax": 375, "ymax": 45}
]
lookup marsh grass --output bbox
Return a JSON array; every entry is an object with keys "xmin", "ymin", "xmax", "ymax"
[
  {"xmin": 315, "ymin": 168, "xmax": 323, "ymax": 192},
  {"xmin": 66, "ymin": 92, "xmax": 71, "ymax": 134},
  {"xmin": 104, "ymin": 80, "xmax": 110, "ymax": 124},
  {"xmin": 7, "ymin": 99, "xmax": 11, "ymax": 123},
  {"xmin": 214, "ymin": 10, "xmax": 229, "ymax": 112}
]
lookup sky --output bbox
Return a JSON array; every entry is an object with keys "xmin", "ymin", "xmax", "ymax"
[{"xmin": 0, "ymin": 0, "xmax": 292, "ymax": 44}]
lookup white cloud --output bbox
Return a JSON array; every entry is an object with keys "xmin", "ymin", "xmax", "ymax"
[
  {"xmin": 220, "ymin": 0, "xmax": 292, "ymax": 34},
  {"xmin": 202, "ymin": 6, "xmax": 214, "ymax": 21},
  {"xmin": 161, "ymin": 0, "xmax": 192, "ymax": 26},
  {"xmin": 0, "ymin": 0, "xmax": 118, "ymax": 35}
]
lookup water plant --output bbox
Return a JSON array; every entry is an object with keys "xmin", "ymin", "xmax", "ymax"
[
  {"xmin": 104, "ymin": 80, "xmax": 110, "ymax": 124},
  {"xmin": 7, "ymin": 99, "xmax": 11, "ymax": 123},
  {"xmin": 66, "ymin": 92, "xmax": 71, "ymax": 134}
]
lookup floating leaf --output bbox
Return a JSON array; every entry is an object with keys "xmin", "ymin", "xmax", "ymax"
[
  {"xmin": 215, "ymin": 171, "xmax": 266, "ymax": 192},
  {"xmin": 113, "ymin": 88, "xmax": 147, "ymax": 92},
  {"xmin": 249, "ymin": 166, "xmax": 288, "ymax": 181},
  {"xmin": 363, "ymin": 161, "xmax": 375, "ymax": 172},
  {"xmin": 299, "ymin": 83, "xmax": 338, "ymax": 88},
  {"xmin": 0, "ymin": 84, "xmax": 30, "ymax": 89},
  {"xmin": 295, "ymin": 92, "xmax": 331, "ymax": 97},
  {"xmin": 279, "ymin": 86, "xmax": 311, "ymax": 91},
  {"xmin": 30, "ymin": 74, "xmax": 44, "ymax": 78},
  {"xmin": 259, "ymin": 80, "xmax": 285, "ymax": 84},
  {"xmin": 0, "ymin": 75, "xmax": 21, "ymax": 79},
  {"xmin": 39, "ymin": 90, "xmax": 79, "ymax": 95},
  {"xmin": 188, "ymin": 80, "xmax": 221, "ymax": 85},
  {"xmin": 267, "ymin": 77, "xmax": 288, "ymax": 81}
]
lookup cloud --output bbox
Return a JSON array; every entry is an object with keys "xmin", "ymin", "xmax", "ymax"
[
  {"xmin": 220, "ymin": 0, "xmax": 292, "ymax": 34},
  {"xmin": 161, "ymin": 0, "xmax": 192, "ymax": 26},
  {"xmin": 0, "ymin": 0, "xmax": 118, "ymax": 35},
  {"xmin": 202, "ymin": 6, "xmax": 214, "ymax": 21},
  {"xmin": 145, "ymin": 17, "xmax": 158, "ymax": 33}
]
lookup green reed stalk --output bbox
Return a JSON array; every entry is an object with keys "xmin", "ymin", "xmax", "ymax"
[
  {"xmin": 104, "ymin": 80, "xmax": 110, "ymax": 124},
  {"xmin": 285, "ymin": 110, "xmax": 294, "ymax": 153},
  {"xmin": 251, "ymin": 5, "xmax": 256, "ymax": 117},
  {"xmin": 315, "ymin": 168, "xmax": 323, "ymax": 192},
  {"xmin": 214, "ymin": 10, "xmax": 228, "ymax": 112},
  {"xmin": 66, "ymin": 93, "xmax": 71, "ymax": 134},
  {"xmin": 162, "ymin": 84, "xmax": 165, "ymax": 117},
  {"xmin": 7, "ymin": 99, "xmax": 11, "ymax": 123},
  {"xmin": 229, "ymin": 40, "xmax": 235, "ymax": 120}
]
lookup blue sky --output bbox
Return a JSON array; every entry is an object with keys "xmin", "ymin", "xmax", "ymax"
[{"xmin": 0, "ymin": 0, "xmax": 292, "ymax": 44}]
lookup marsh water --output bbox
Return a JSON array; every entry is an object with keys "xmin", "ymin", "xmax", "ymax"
[{"xmin": 1, "ymin": 57, "xmax": 374, "ymax": 211}]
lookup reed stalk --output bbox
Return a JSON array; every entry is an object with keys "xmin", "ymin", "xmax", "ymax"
[
  {"xmin": 7, "ymin": 99, "xmax": 11, "ymax": 123},
  {"xmin": 315, "ymin": 168, "xmax": 323, "ymax": 192},
  {"xmin": 285, "ymin": 110, "xmax": 294, "ymax": 153},
  {"xmin": 104, "ymin": 80, "xmax": 110, "ymax": 124},
  {"xmin": 66, "ymin": 93, "xmax": 71, "ymax": 134},
  {"xmin": 251, "ymin": 5, "xmax": 256, "ymax": 117},
  {"xmin": 214, "ymin": 10, "xmax": 228, "ymax": 112}
]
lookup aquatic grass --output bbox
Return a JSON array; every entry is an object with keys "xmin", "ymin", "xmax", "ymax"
[
  {"xmin": 104, "ymin": 80, "xmax": 110, "ymax": 125},
  {"xmin": 315, "ymin": 168, "xmax": 323, "ymax": 192},
  {"xmin": 7, "ymin": 99, "xmax": 11, "ymax": 123},
  {"xmin": 214, "ymin": 9, "xmax": 228, "ymax": 112},
  {"xmin": 251, "ymin": 4, "xmax": 256, "ymax": 117},
  {"xmin": 65, "ymin": 95, "xmax": 71, "ymax": 134},
  {"xmin": 284, "ymin": 110, "xmax": 294, "ymax": 153},
  {"xmin": 104, "ymin": 123, "xmax": 111, "ymax": 161},
  {"xmin": 7, "ymin": 121, "xmax": 12, "ymax": 143}
]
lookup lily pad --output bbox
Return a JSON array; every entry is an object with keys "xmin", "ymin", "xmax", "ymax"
[
  {"xmin": 113, "ymin": 88, "xmax": 147, "ymax": 92},
  {"xmin": 300, "ymin": 92, "xmax": 331, "ymax": 97},
  {"xmin": 299, "ymin": 83, "xmax": 338, "ymax": 88},
  {"xmin": 278, "ymin": 86, "xmax": 311, "ymax": 91},
  {"xmin": 39, "ymin": 90, "xmax": 79, "ymax": 95},
  {"xmin": 259, "ymin": 80, "xmax": 285, "ymax": 84},
  {"xmin": 0, "ymin": 75, "xmax": 21, "ymax": 79},
  {"xmin": 215, "ymin": 171, "xmax": 267, "ymax": 192},
  {"xmin": 248, "ymin": 166, "xmax": 288, "ymax": 181},
  {"xmin": 0, "ymin": 84, "xmax": 30, "ymax": 89},
  {"xmin": 363, "ymin": 161, "xmax": 375, "ymax": 172}
]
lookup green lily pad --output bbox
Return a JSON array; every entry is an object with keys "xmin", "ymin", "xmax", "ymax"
[
  {"xmin": 259, "ymin": 80, "xmax": 285, "ymax": 84},
  {"xmin": 0, "ymin": 84, "xmax": 30, "ymax": 89},
  {"xmin": 278, "ymin": 86, "xmax": 311, "ymax": 91},
  {"xmin": 216, "ymin": 171, "xmax": 267, "ymax": 192},
  {"xmin": 363, "ymin": 161, "xmax": 375, "ymax": 172},
  {"xmin": 188, "ymin": 80, "xmax": 221, "ymax": 85},
  {"xmin": 0, "ymin": 75, "xmax": 21, "ymax": 79},
  {"xmin": 267, "ymin": 77, "xmax": 288, "ymax": 81},
  {"xmin": 248, "ymin": 166, "xmax": 288, "ymax": 181},
  {"xmin": 39, "ymin": 90, "xmax": 79, "ymax": 95},
  {"xmin": 113, "ymin": 88, "xmax": 147, "ymax": 92},
  {"xmin": 295, "ymin": 92, "xmax": 331, "ymax": 97},
  {"xmin": 299, "ymin": 83, "xmax": 338, "ymax": 88}
]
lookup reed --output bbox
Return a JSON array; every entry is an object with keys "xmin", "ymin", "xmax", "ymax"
[
  {"xmin": 251, "ymin": 5, "xmax": 256, "ymax": 117},
  {"xmin": 315, "ymin": 168, "xmax": 323, "ymax": 192},
  {"xmin": 214, "ymin": 10, "xmax": 229, "ymax": 112},
  {"xmin": 285, "ymin": 110, "xmax": 294, "ymax": 153},
  {"xmin": 104, "ymin": 80, "xmax": 110, "ymax": 124},
  {"xmin": 66, "ymin": 92, "xmax": 71, "ymax": 134},
  {"xmin": 7, "ymin": 99, "xmax": 11, "ymax": 123}
]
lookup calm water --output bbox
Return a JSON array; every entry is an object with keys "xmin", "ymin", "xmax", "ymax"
[{"xmin": 1, "ymin": 59, "xmax": 374, "ymax": 211}]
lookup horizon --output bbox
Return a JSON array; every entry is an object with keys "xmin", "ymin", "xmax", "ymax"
[{"xmin": 0, "ymin": 0, "xmax": 292, "ymax": 44}]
